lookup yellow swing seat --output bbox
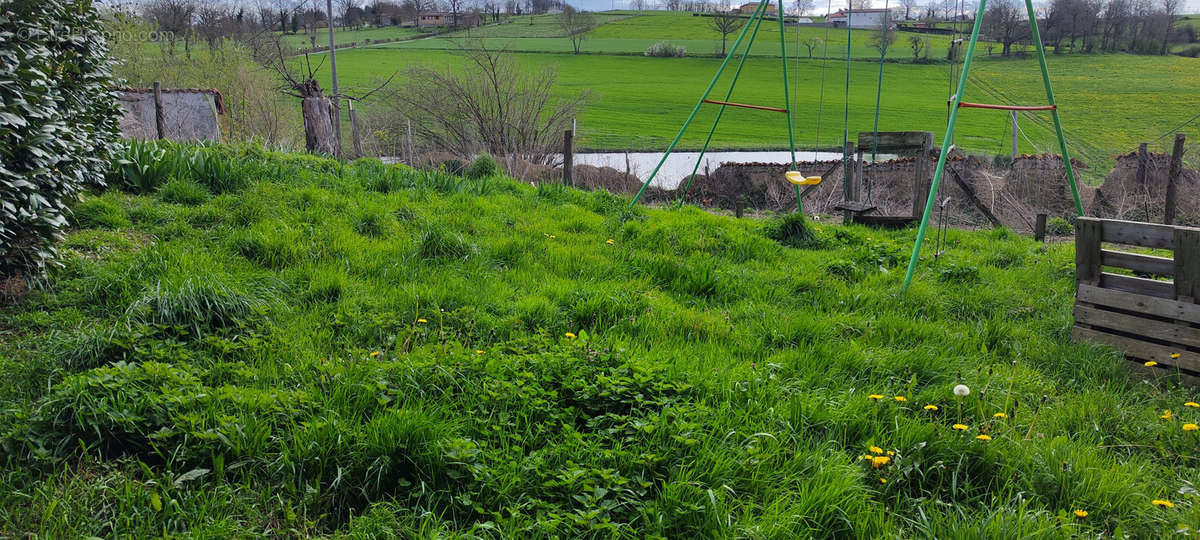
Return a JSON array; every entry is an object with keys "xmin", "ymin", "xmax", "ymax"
[{"xmin": 785, "ymin": 171, "xmax": 822, "ymax": 186}]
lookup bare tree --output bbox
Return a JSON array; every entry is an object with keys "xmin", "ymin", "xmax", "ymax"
[
  {"xmin": 802, "ymin": 37, "xmax": 822, "ymax": 57},
  {"xmin": 194, "ymin": 5, "xmax": 230, "ymax": 49},
  {"xmin": 898, "ymin": 0, "xmax": 916, "ymax": 19},
  {"xmin": 557, "ymin": 6, "xmax": 596, "ymax": 54},
  {"xmin": 907, "ymin": 33, "xmax": 926, "ymax": 60},
  {"xmin": 144, "ymin": 0, "xmax": 196, "ymax": 54},
  {"xmin": 793, "ymin": 0, "xmax": 815, "ymax": 16},
  {"xmin": 982, "ymin": 0, "xmax": 1026, "ymax": 55},
  {"xmin": 850, "ymin": 0, "xmax": 872, "ymax": 10},
  {"xmin": 868, "ymin": 19, "xmax": 896, "ymax": 53},
  {"xmin": 708, "ymin": 10, "xmax": 745, "ymax": 56},
  {"xmin": 1160, "ymin": 0, "xmax": 1180, "ymax": 54},
  {"xmin": 376, "ymin": 43, "xmax": 587, "ymax": 165}
]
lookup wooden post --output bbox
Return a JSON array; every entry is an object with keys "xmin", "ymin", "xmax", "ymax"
[
  {"xmin": 735, "ymin": 196, "xmax": 744, "ymax": 218},
  {"xmin": 1136, "ymin": 142, "xmax": 1148, "ymax": 186},
  {"xmin": 1165, "ymin": 133, "xmax": 1185, "ymax": 225},
  {"xmin": 1175, "ymin": 227, "xmax": 1200, "ymax": 303},
  {"xmin": 326, "ymin": 0, "xmax": 343, "ymax": 157},
  {"xmin": 1010, "ymin": 110, "xmax": 1018, "ymax": 160},
  {"xmin": 1034, "ymin": 213, "xmax": 1047, "ymax": 241},
  {"xmin": 912, "ymin": 132, "xmax": 933, "ymax": 220},
  {"xmin": 152, "ymin": 81, "xmax": 165, "ymax": 140},
  {"xmin": 1075, "ymin": 217, "xmax": 1102, "ymax": 285},
  {"xmin": 348, "ymin": 100, "xmax": 363, "ymax": 157},
  {"xmin": 406, "ymin": 119, "xmax": 413, "ymax": 165},
  {"xmin": 855, "ymin": 145, "xmax": 865, "ymax": 198},
  {"xmin": 562, "ymin": 129, "xmax": 574, "ymax": 187}
]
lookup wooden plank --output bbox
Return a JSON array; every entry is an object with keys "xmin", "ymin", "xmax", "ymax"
[
  {"xmin": 1076, "ymin": 218, "xmax": 1102, "ymax": 284},
  {"xmin": 1074, "ymin": 304, "xmax": 1200, "ymax": 348},
  {"xmin": 1175, "ymin": 228, "xmax": 1200, "ymax": 302},
  {"xmin": 948, "ymin": 165, "xmax": 1003, "ymax": 228},
  {"xmin": 1101, "ymin": 249, "xmax": 1174, "ymax": 276},
  {"xmin": 856, "ymin": 131, "xmax": 933, "ymax": 153},
  {"xmin": 1072, "ymin": 326, "xmax": 1200, "ymax": 373},
  {"xmin": 1035, "ymin": 213, "xmax": 1047, "ymax": 241},
  {"xmin": 1097, "ymin": 218, "xmax": 1176, "ymax": 249},
  {"xmin": 1100, "ymin": 272, "xmax": 1175, "ymax": 299},
  {"xmin": 912, "ymin": 133, "xmax": 932, "ymax": 220},
  {"xmin": 1078, "ymin": 283, "xmax": 1200, "ymax": 324}
]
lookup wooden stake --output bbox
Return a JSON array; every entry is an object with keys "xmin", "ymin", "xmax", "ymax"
[
  {"xmin": 1166, "ymin": 133, "xmax": 1185, "ymax": 225},
  {"xmin": 912, "ymin": 132, "xmax": 933, "ymax": 220},
  {"xmin": 1034, "ymin": 213, "xmax": 1047, "ymax": 241},
  {"xmin": 1010, "ymin": 110, "xmax": 1018, "ymax": 160},
  {"xmin": 348, "ymin": 100, "xmax": 363, "ymax": 157},
  {"xmin": 1136, "ymin": 142, "xmax": 1148, "ymax": 186},
  {"xmin": 152, "ymin": 81, "xmax": 165, "ymax": 140},
  {"xmin": 562, "ymin": 129, "xmax": 574, "ymax": 187}
]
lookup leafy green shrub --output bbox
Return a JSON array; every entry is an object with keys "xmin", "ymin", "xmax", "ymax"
[
  {"xmin": 764, "ymin": 213, "xmax": 822, "ymax": 249},
  {"xmin": 1046, "ymin": 217, "xmax": 1073, "ymax": 236},
  {"xmin": 189, "ymin": 149, "xmax": 246, "ymax": 193},
  {"xmin": 465, "ymin": 153, "xmax": 501, "ymax": 179},
  {"xmin": 109, "ymin": 140, "xmax": 177, "ymax": 194},
  {"xmin": 71, "ymin": 198, "xmax": 129, "ymax": 229},
  {"xmin": 158, "ymin": 178, "xmax": 210, "ymax": 205},
  {"xmin": 645, "ymin": 41, "xmax": 686, "ymax": 57},
  {"xmin": 0, "ymin": 0, "xmax": 121, "ymax": 278}
]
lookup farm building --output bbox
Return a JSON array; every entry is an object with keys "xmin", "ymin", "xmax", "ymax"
[
  {"xmin": 737, "ymin": 2, "xmax": 778, "ymax": 15},
  {"xmin": 417, "ymin": 11, "xmax": 481, "ymax": 28},
  {"xmin": 827, "ymin": 8, "xmax": 892, "ymax": 28}
]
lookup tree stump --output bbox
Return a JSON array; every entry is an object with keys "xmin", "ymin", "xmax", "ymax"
[{"xmin": 302, "ymin": 96, "xmax": 336, "ymax": 155}]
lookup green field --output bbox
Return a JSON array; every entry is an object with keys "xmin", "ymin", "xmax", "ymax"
[
  {"xmin": 320, "ymin": 43, "xmax": 1200, "ymax": 182},
  {"xmin": 4, "ymin": 144, "xmax": 1200, "ymax": 536},
  {"xmin": 279, "ymin": 25, "xmax": 424, "ymax": 49}
]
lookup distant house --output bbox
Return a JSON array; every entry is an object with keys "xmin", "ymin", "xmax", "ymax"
[
  {"xmin": 418, "ymin": 11, "xmax": 481, "ymax": 28},
  {"xmin": 827, "ymin": 8, "xmax": 892, "ymax": 29},
  {"xmin": 737, "ymin": 2, "xmax": 778, "ymax": 15}
]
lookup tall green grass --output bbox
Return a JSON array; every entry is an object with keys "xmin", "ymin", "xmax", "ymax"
[{"xmin": 1, "ymin": 143, "xmax": 1198, "ymax": 536}]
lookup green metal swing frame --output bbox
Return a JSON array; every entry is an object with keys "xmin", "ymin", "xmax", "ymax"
[
  {"xmin": 900, "ymin": 0, "xmax": 1085, "ymax": 292},
  {"xmin": 628, "ymin": 0, "xmax": 802, "ymax": 211}
]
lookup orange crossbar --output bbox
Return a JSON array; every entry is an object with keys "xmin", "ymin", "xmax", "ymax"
[
  {"xmin": 957, "ymin": 101, "xmax": 1056, "ymax": 111},
  {"xmin": 702, "ymin": 99, "xmax": 788, "ymax": 113}
]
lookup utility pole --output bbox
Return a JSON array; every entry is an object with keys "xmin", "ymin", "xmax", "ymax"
[{"xmin": 326, "ymin": 0, "xmax": 343, "ymax": 156}]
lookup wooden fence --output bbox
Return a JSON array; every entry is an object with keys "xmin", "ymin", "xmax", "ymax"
[{"xmin": 1074, "ymin": 217, "xmax": 1200, "ymax": 373}]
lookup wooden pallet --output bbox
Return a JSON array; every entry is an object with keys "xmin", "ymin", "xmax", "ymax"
[{"xmin": 1073, "ymin": 217, "xmax": 1200, "ymax": 375}]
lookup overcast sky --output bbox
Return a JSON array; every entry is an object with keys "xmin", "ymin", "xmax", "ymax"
[{"xmin": 563, "ymin": 0, "xmax": 1200, "ymax": 13}]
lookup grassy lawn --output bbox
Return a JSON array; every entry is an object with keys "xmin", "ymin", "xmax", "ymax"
[
  {"xmin": 385, "ymin": 11, "xmax": 975, "ymax": 60},
  {"xmin": 279, "ymin": 25, "xmax": 424, "ymax": 49},
  {"xmin": 2, "ymin": 143, "xmax": 1199, "ymax": 536},
  {"xmin": 321, "ymin": 46, "xmax": 1200, "ymax": 182}
]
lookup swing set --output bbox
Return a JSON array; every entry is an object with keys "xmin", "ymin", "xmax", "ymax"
[{"xmin": 626, "ymin": 0, "xmax": 1086, "ymax": 293}]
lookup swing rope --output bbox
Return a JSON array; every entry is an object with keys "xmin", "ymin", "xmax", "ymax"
[
  {"xmin": 811, "ymin": 0, "xmax": 836, "ymax": 165},
  {"xmin": 866, "ymin": 0, "xmax": 891, "ymax": 203},
  {"xmin": 840, "ymin": 7, "xmax": 852, "ymax": 204}
]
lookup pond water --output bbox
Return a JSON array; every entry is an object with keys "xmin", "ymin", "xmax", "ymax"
[{"xmin": 570, "ymin": 151, "xmax": 891, "ymax": 189}]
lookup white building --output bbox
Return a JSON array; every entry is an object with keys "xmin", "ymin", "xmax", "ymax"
[{"xmin": 826, "ymin": 8, "xmax": 892, "ymax": 29}]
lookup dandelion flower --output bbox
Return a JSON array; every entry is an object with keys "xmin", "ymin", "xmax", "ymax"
[
  {"xmin": 879, "ymin": 478, "xmax": 887, "ymax": 484},
  {"xmin": 1145, "ymin": 361, "xmax": 1158, "ymax": 367},
  {"xmin": 993, "ymin": 412, "xmax": 1007, "ymax": 419},
  {"xmin": 606, "ymin": 239, "xmax": 615, "ymax": 245},
  {"xmin": 1171, "ymin": 353, "xmax": 1181, "ymax": 359},
  {"xmin": 370, "ymin": 351, "xmax": 381, "ymax": 358},
  {"xmin": 924, "ymin": 404, "xmax": 939, "ymax": 411},
  {"xmin": 868, "ymin": 394, "xmax": 884, "ymax": 400},
  {"xmin": 871, "ymin": 456, "xmax": 890, "ymax": 468},
  {"xmin": 1073, "ymin": 509, "xmax": 1088, "ymax": 518},
  {"xmin": 869, "ymin": 445, "xmax": 884, "ymax": 454},
  {"xmin": 1186, "ymin": 402, "xmax": 1200, "ymax": 408},
  {"xmin": 975, "ymin": 434, "xmax": 992, "ymax": 441},
  {"xmin": 1185, "ymin": 424, "xmax": 1199, "ymax": 431},
  {"xmin": 894, "ymin": 396, "xmax": 908, "ymax": 402},
  {"xmin": 417, "ymin": 318, "xmax": 427, "ymax": 323},
  {"xmin": 1162, "ymin": 410, "xmax": 1173, "ymax": 420},
  {"xmin": 565, "ymin": 332, "xmax": 576, "ymax": 339},
  {"xmin": 953, "ymin": 384, "xmax": 970, "ymax": 397},
  {"xmin": 475, "ymin": 350, "xmax": 485, "ymax": 355},
  {"xmin": 1152, "ymin": 499, "xmax": 1174, "ymax": 508},
  {"xmin": 886, "ymin": 450, "xmax": 895, "ymax": 456},
  {"xmin": 952, "ymin": 424, "xmax": 969, "ymax": 431}
]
